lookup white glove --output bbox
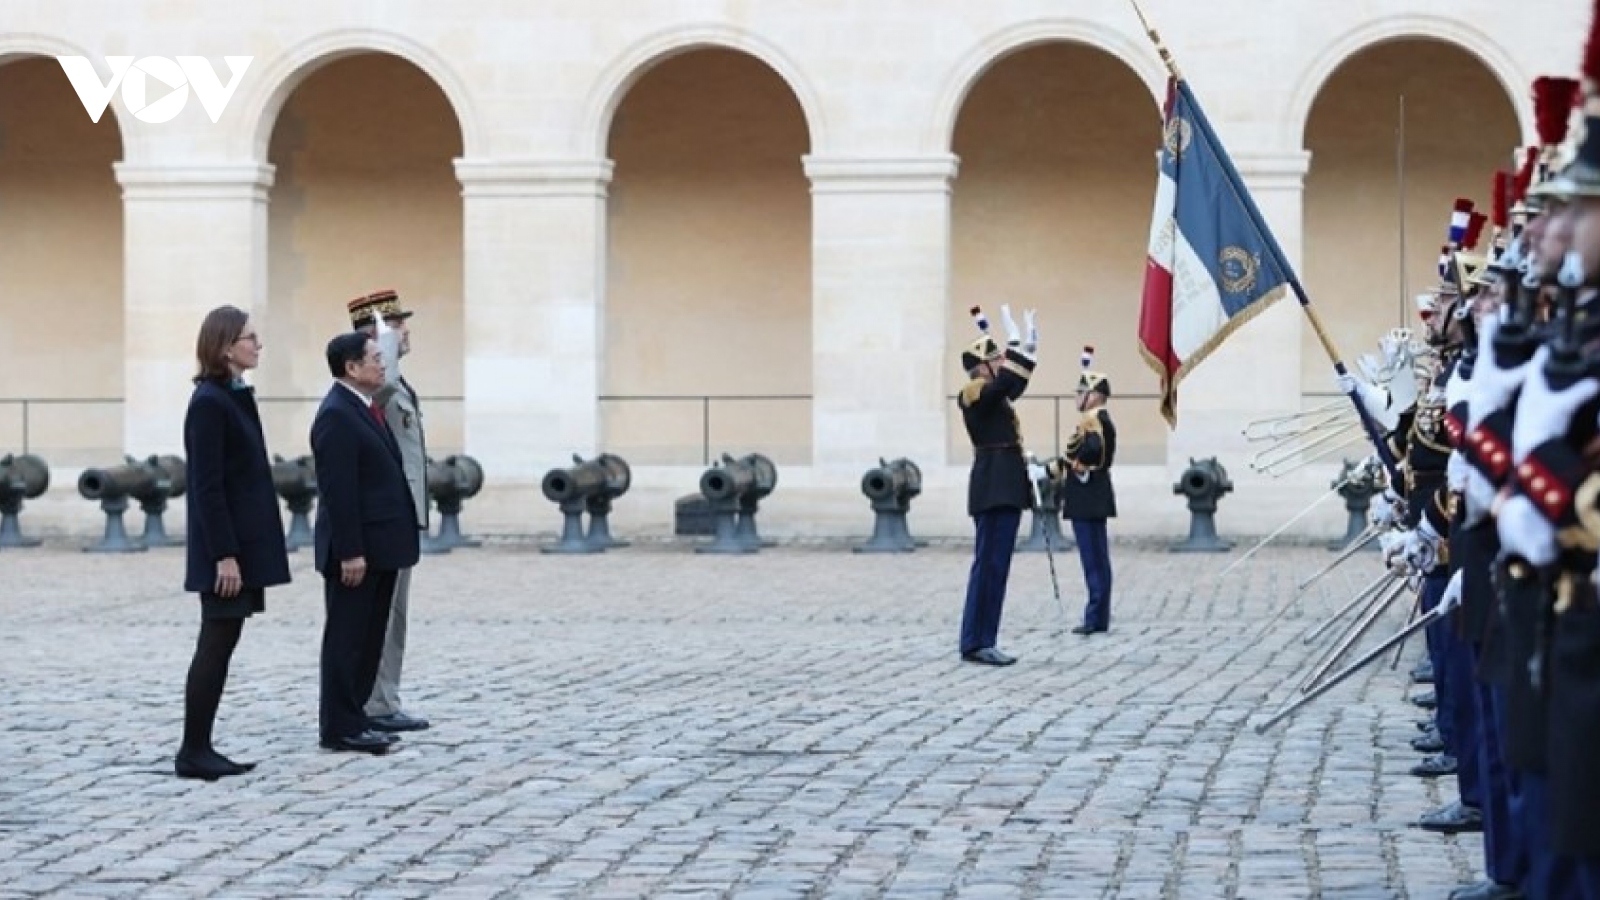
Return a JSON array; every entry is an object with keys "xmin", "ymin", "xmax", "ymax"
[
  {"xmin": 374, "ymin": 315, "xmax": 403, "ymax": 386},
  {"xmin": 1000, "ymin": 304, "xmax": 1022, "ymax": 347},
  {"xmin": 1368, "ymin": 488, "xmax": 1402, "ymax": 530},
  {"xmin": 1379, "ymin": 529, "xmax": 1410, "ymax": 568},
  {"xmin": 1444, "ymin": 365, "xmax": 1470, "ymax": 413},
  {"xmin": 1023, "ymin": 308, "xmax": 1038, "ymax": 354},
  {"xmin": 1466, "ymin": 315, "xmax": 1533, "ymax": 431},
  {"xmin": 1511, "ymin": 346, "xmax": 1599, "ymax": 463},
  {"xmin": 1497, "ymin": 494, "xmax": 1557, "ymax": 566},
  {"xmin": 1437, "ymin": 570, "xmax": 1464, "ymax": 615},
  {"xmin": 1462, "ymin": 467, "xmax": 1497, "ymax": 527},
  {"xmin": 1447, "ymin": 449, "xmax": 1469, "ymax": 493},
  {"xmin": 1336, "ymin": 373, "xmax": 1397, "ymax": 431},
  {"xmin": 1402, "ymin": 520, "xmax": 1442, "ymax": 573}
]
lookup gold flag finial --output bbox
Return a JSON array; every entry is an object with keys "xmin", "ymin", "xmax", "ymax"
[{"xmin": 1128, "ymin": 0, "xmax": 1183, "ymax": 82}]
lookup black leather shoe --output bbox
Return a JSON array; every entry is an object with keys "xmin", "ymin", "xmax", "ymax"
[
  {"xmin": 1410, "ymin": 690, "xmax": 1437, "ymax": 709},
  {"xmin": 1070, "ymin": 625, "xmax": 1107, "ymax": 635},
  {"xmin": 1411, "ymin": 731, "xmax": 1445, "ymax": 754},
  {"xmin": 1447, "ymin": 879, "xmax": 1522, "ymax": 900},
  {"xmin": 320, "ymin": 730, "xmax": 395, "ymax": 754},
  {"xmin": 1410, "ymin": 661, "xmax": 1434, "ymax": 684},
  {"xmin": 369, "ymin": 712, "xmax": 430, "ymax": 733},
  {"xmin": 1410, "ymin": 753, "xmax": 1457, "ymax": 778},
  {"xmin": 1417, "ymin": 800, "xmax": 1483, "ymax": 834},
  {"xmin": 1416, "ymin": 718, "xmax": 1435, "ymax": 732},
  {"xmin": 961, "ymin": 648, "xmax": 1018, "ymax": 666},
  {"xmin": 174, "ymin": 750, "xmax": 243, "ymax": 781}
]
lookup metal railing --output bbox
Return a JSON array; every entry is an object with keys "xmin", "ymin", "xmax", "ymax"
[
  {"xmin": 598, "ymin": 394, "xmax": 812, "ymax": 466},
  {"xmin": 0, "ymin": 398, "xmax": 121, "ymax": 454},
  {"xmin": 5, "ymin": 391, "xmax": 1174, "ymax": 468}
]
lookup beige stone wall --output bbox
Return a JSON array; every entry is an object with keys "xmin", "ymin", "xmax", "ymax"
[
  {"xmin": 0, "ymin": 1, "xmax": 1581, "ymax": 539},
  {"xmin": 0, "ymin": 57, "xmax": 123, "ymax": 465},
  {"xmin": 603, "ymin": 49, "xmax": 813, "ymax": 466},
  {"xmin": 261, "ymin": 53, "xmax": 465, "ymax": 458},
  {"xmin": 946, "ymin": 42, "xmax": 1164, "ymax": 464},
  {"xmin": 1302, "ymin": 39, "xmax": 1521, "ymax": 394}
]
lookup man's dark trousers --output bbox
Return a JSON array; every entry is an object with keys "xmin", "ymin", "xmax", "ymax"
[
  {"xmin": 961, "ymin": 508, "xmax": 1022, "ymax": 654},
  {"xmin": 320, "ymin": 570, "xmax": 398, "ymax": 741}
]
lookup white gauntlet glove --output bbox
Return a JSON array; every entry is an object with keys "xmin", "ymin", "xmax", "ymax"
[
  {"xmin": 374, "ymin": 315, "xmax": 403, "ymax": 387},
  {"xmin": 1000, "ymin": 304, "xmax": 1023, "ymax": 348},
  {"xmin": 1437, "ymin": 569, "xmax": 1464, "ymax": 615},
  {"xmin": 1496, "ymin": 494, "xmax": 1557, "ymax": 567}
]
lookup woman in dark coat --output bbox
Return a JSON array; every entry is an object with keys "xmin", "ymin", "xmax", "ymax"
[{"xmin": 177, "ymin": 306, "xmax": 290, "ymax": 780}]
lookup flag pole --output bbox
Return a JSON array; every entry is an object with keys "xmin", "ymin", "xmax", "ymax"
[{"xmin": 1126, "ymin": 0, "xmax": 1403, "ymax": 486}]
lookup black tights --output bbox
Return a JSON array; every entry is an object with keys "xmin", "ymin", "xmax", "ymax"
[{"xmin": 180, "ymin": 617, "xmax": 243, "ymax": 755}]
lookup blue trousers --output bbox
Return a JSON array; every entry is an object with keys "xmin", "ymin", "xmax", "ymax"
[
  {"xmin": 1070, "ymin": 519, "xmax": 1113, "ymax": 630},
  {"xmin": 1474, "ymin": 675, "xmax": 1526, "ymax": 887},
  {"xmin": 1519, "ymin": 772, "xmax": 1587, "ymax": 900},
  {"xmin": 1443, "ymin": 620, "xmax": 1483, "ymax": 810},
  {"xmin": 961, "ymin": 508, "xmax": 1022, "ymax": 654},
  {"xmin": 1421, "ymin": 573, "xmax": 1458, "ymax": 753}
]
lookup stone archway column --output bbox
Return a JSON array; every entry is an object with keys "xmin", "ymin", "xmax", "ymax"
[
  {"xmin": 1165, "ymin": 151, "xmax": 1311, "ymax": 471},
  {"xmin": 114, "ymin": 162, "xmax": 274, "ymax": 456},
  {"xmin": 803, "ymin": 154, "xmax": 960, "ymax": 471},
  {"xmin": 454, "ymin": 158, "xmax": 613, "ymax": 481}
]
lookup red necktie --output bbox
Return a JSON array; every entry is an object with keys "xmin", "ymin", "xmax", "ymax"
[{"xmin": 370, "ymin": 402, "xmax": 386, "ymax": 427}]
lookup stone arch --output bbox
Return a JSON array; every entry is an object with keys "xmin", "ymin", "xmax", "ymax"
[
  {"xmin": 0, "ymin": 33, "xmax": 137, "ymax": 156},
  {"xmin": 232, "ymin": 28, "xmax": 480, "ymax": 160},
  {"xmin": 1287, "ymin": 15, "xmax": 1529, "ymax": 150},
  {"xmin": 581, "ymin": 23, "xmax": 825, "ymax": 157},
  {"xmin": 929, "ymin": 18, "xmax": 1167, "ymax": 154}
]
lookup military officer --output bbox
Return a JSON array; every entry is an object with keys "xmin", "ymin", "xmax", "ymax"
[
  {"xmin": 1057, "ymin": 348, "xmax": 1117, "ymax": 636},
  {"xmin": 956, "ymin": 305, "xmax": 1037, "ymax": 667}
]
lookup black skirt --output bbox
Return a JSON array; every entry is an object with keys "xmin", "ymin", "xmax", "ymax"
[{"xmin": 198, "ymin": 588, "xmax": 265, "ymax": 620}]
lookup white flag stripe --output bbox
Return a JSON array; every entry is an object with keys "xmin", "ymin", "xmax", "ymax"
[{"xmin": 1168, "ymin": 227, "xmax": 1227, "ymax": 361}]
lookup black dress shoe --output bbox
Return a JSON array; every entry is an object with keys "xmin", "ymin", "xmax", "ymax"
[
  {"xmin": 961, "ymin": 648, "xmax": 1018, "ymax": 666},
  {"xmin": 1410, "ymin": 690, "xmax": 1437, "ymax": 709},
  {"xmin": 1409, "ymin": 753, "xmax": 1457, "ymax": 778},
  {"xmin": 369, "ymin": 712, "xmax": 430, "ymax": 733},
  {"xmin": 1070, "ymin": 625, "xmax": 1107, "ymax": 635},
  {"xmin": 1447, "ymin": 879, "xmax": 1522, "ymax": 900},
  {"xmin": 1410, "ymin": 661, "xmax": 1434, "ymax": 684},
  {"xmin": 1410, "ymin": 731, "xmax": 1445, "ymax": 754},
  {"xmin": 1417, "ymin": 800, "xmax": 1483, "ymax": 834},
  {"xmin": 320, "ymin": 730, "xmax": 395, "ymax": 754},
  {"xmin": 174, "ymin": 750, "xmax": 243, "ymax": 781}
]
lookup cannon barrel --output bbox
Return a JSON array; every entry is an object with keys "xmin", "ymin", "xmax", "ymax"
[
  {"xmin": 78, "ymin": 463, "xmax": 155, "ymax": 502},
  {"xmin": 541, "ymin": 459, "xmax": 608, "ymax": 504},
  {"xmin": 1174, "ymin": 458, "xmax": 1233, "ymax": 499},
  {"xmin": 441, "ymin": 454, "xmax": 484, "ymax": 499},
  {"xmin": 861, "ymin": 458, "xmax": 922, "ymax": 503},
  {"xmin": 700, "ymin": 458, "xmax": 756, "ymax": 503},
  {"xmin": 0, "ymin": 453, "xmax": 50, "ymax": 499},
  {"xmin": 141, "ymin": 454, "xmax": 187, "ymax": 499},
  {"xmin": 271, "ymin": 455, "xmax": 317, "ymax": 496},
  {"xmin": 591, "ymin": 453, "xmax": 631, "ymax": 499}
]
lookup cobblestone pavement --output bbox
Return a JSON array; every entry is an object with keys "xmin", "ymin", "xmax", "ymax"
[{"xmin": 0, "ymin": 540, "xmax": 1485, "ymax": 899}]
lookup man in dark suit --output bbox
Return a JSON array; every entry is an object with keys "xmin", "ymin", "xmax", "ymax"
[
  {"xmin": 957, "ymin": 305, "xmax": 1037, "ymax": 667},
  {"xmin": 311, "ymin": 332, "xmax": 421, "ymax": 754},
  {"xmin": 1058, "ymin": 349, "xmax": 1118, "ymax": 635}
]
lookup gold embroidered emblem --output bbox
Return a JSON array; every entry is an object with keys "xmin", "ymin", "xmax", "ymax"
[{"xmin": 1219, "ymin": 246, "xmax": 1260, "ymax": 296}]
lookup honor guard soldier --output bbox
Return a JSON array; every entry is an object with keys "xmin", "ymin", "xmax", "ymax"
[
  {"xmin": 957, "ymin": 305, "xmax": 1037, "ymax": 667},
  {"xmin": 1493, "ymin": 55, "xmax": 1600, "ymax": 894},
  {"xmin": 1057, "ymin": 347, "xmax": 1117, "ymax": 636}
]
